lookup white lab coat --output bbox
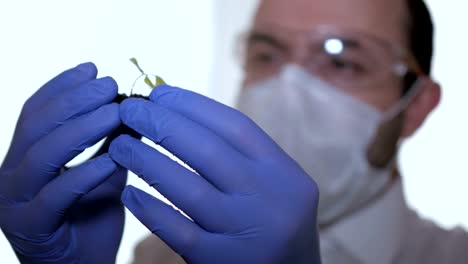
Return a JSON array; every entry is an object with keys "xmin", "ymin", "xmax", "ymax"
[{"xmin": 132, "ymin": 179, "xmax": 468, "ymax": 264}]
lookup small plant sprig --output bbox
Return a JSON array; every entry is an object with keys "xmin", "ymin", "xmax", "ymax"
[{"xmin": 129, "ymin": 57, "xmax": 166, "ymax": 95}]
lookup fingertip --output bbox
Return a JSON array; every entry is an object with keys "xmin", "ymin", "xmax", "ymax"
[
  {"xmin": 109, "ymin": 134, "xmax": 134, "ymax": 160},
  {"xmin": 101, "ymin": 76, "xmax": 118, "ymax": 90},
  {"xmin": 77, "ymin": 153, "xmax": 118, "ymax": 181},
  {"xmin": 119, "ymin": 98, "xmax": 147, "ymax": 124},
  {"xmin": 121, "ymin": 185, "xmax": 159, "ymax": 219},
  {"xmin": 93, "ymin": 153, "xmax": 117, "ymax": 170},
  {"xmin": 93, "ymin": 103, "xmax": 121, "ymax": 127},
  {"xmin": 75, "ymin": 62, "xmax": 98, "ymax": 78},
  {"xmin": 122, "ymin": 184, "xmax": 137, "ymax": 196},
  {"xmin": 149, "ymin": 84, "xmax": 175, "ymax": 102},
  {"xmin": 112, "ymin": 134, "xmax": 134, "ymax": 146},
  {"xmin": 90, "ymin": 77, "xmax": 119, "ymax": 97},
  {"xmin": 121, "ymin": 185, "xmax": 143, "ymax": 211},
  {"xmin": 105, "ymin": 102, "xmax": 120, "ymax": 116},
  {"xmin": 120, "ymin": 97, "xmax": 145, "ymax": 111},
  {"xmin": 121, "ymin": 185, "xmax": 131, "ymax": 202}
]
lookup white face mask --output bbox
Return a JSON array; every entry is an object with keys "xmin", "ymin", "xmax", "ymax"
[{"xmin": 236, "ymin": 65, "xmax": 417, "ymax": 225}]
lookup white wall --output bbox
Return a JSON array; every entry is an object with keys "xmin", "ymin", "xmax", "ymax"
[
  {"xmin": 401, "ymin": 0, "xmax": 468, "ymax": 228},
  {"xmin": 210, "ymin": 0, "xmax": 259, "ymax": 105},
  {"xmin": 0, "ymin": 1, "xmax": 214, "ymax": 263},
  {"xmin": 211, "ymin": 0, "xmax": 468, "ymax": 230}
]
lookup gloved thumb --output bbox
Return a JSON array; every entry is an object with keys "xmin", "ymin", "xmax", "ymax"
[{"xmin": 121, "ymin": 185, "xmax": 202, "ymax": 258}]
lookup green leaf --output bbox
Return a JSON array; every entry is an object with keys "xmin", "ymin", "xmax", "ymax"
[
  {"xmin": 130, "ymin": 58, "xmax": 167, "ymax": 90},
  {"xmin": 144, "ymin": 75, "xmax": 156, "ymax": 89},
  {"xmin": 155, "ymin": 76, "xmax": 166, "ymax": 86},
  {"xmin": 130, "ymin": 57, "xmax": 145, "ymax": 74},
  {"xmin": 130, "ymin": 57, "xmax": 138, "ymax": 65}
]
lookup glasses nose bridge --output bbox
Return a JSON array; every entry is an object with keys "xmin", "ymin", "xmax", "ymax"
[{"xmin": 288, "ymin": 37, "xmax": 314, "ymax": 70}]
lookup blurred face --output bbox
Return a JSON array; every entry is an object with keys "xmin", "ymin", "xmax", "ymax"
[{"xmin": 241, "ymin": 0, "xmax": 440, "ymax": 168}]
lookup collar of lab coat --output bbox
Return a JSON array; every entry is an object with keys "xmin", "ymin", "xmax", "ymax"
[{"xmin": 320, "ymin": 178, "xmax": 409, "ymax": 264}]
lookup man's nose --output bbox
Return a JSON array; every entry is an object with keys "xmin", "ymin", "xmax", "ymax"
[{"xmin": 287, "ymin": 41, "xmax": 312, "ymax": 70}]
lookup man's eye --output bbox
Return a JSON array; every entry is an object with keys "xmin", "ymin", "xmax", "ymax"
[
  {"xmin": 329, "ymin": 57, "xmax": 361, "ymax": 72},
  {"xmin": 253, "ymin": 52, "xmax": 279, "ymax": 64},
  {"xmin": 247, "ymin": 48, "xmax": 282, "ymax": 65},
  {"xmin": 317, "ymin": 55, "xmax": 369, "ymax": 80},
  {"xmin": 311, "ymin": 54, "xmax": 371, "ymax": 86},
  {"xmin": 245, "ymin": 44, "xmax": 284, "ymax": 69}
]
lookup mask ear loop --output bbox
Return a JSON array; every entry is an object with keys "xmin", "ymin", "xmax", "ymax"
[{"xmin": 381, "ymin": 70, "xmax": 425, "ymax": 122}]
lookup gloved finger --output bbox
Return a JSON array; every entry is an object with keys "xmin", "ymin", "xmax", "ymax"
[
  {"xmin": 27, "ymin": 154, "xmax": 117, "ymax": 233},
  {"xmin": 22, "ymin": 62, "xmax": 98, "ymax": 115},
  {"xmin": 121, "ymin": 185, "xmax": 205, "ymax": 259},
  {"xmin": 100, "ymin": 165, "xmax": 128, "ymax": 194},
  {"xmin": 3, "ymin": 77, "xmax": 118, "ymax": 170},
  {"xmin": 5, "ymin": 103, "xmax": 120, "ymax": 201},
  {"xmin": 66, "ymin": 165, "xmax": 127, "ymax": 264},
  {"xmin": 149, "ymin": 85, "xmax": 278, "ymax": 160},
  {"xmin": 109, "ymin": 135, "xmax": 227, "ymax": 230},
  {"xmin": 71, "ymin": 166, "xmax": 127, "ymax": 207},
  {"xmin": 119, "ymin": 98, "xmax": 253, "ymax": 193}
]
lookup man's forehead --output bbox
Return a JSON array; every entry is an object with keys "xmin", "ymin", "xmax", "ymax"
[{"xmin": 253, "ymin": 0, "xmax": 407, "ymax": 46}]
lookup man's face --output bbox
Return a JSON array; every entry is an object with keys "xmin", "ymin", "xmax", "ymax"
[{"xmin": 241, "ymin": 0, "xmax": 421, "ymax": 168}]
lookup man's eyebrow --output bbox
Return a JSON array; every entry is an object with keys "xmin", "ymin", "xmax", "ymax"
[{"xmin": 247, "ymin": 31, "xmax": 288, "ymax": 51}]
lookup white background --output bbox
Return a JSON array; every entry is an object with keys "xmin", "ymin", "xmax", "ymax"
[
  {"xmin": 0, "ymin": 1, "xmax": 215, "ymax": 263},
  {"xmin": 0, "ymin": 1, "xmax": 466, "ymax": 263}
]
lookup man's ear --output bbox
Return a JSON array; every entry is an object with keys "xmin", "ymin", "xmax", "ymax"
[{"xmin": 401, "ymin": 77, "xmax": 441, "ymax": 138}]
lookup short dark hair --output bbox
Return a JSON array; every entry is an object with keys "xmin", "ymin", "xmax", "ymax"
[{"xmin": 406, "ymin": 0, "xmax": 434, "ymax": 75}]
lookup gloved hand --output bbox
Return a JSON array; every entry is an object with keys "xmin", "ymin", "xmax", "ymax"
[
  {"xmin": 109, "ymin": 85, "xmax": 321, "ymax": 264},
  {"xmin": 0, "ymin": 63, "xmax": 126, "ymax": 263}
]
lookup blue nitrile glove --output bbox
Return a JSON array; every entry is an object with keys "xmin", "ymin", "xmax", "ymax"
[
  {"xmin": 109, "ymin": 85, "xmax": 322, "ymax": 264},
  {"xmin": 0, "ymin": 63, "xmax": 127, "ymax": 263}
]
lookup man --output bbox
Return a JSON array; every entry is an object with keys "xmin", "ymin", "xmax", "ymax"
[{"xmin": 132, "ymin": 0, "xmax": 468, "ymax": 263}]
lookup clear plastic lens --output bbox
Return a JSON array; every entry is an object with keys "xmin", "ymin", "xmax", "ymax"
[{"xmin": 242, "ymin": 26, "xmax": 412, "ymax": 92}]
